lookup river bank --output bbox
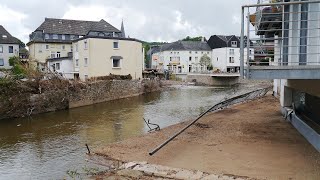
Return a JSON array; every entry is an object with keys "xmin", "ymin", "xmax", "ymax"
[{"xmin": 95, "ymin": 95, "xmax": 320, "ymax": 180}]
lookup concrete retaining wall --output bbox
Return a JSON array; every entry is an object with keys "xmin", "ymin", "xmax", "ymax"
[{"xmin": 186, "ymin": 74, "xmax": 239, "ymax": 86}]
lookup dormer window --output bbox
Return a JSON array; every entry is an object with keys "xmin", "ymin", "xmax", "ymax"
[
  {"xmin": 2, "ymin": 35, "xmax": 7, "ymax": 38},
  {"xmin": 53, "ymin": 34, "xmax": 58, "ymax": 39},
  {"xmin": 231, "ymin": 41, "xmax": 237, "ymax": 47},
  {"xmin": 45, "ymin": 34, "xmax": 49, "ymax": 39}
]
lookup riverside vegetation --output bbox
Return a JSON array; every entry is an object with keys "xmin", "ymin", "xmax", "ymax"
[{"xmin": 0, "ymin": 56, "xmax": 161, "ymax": 120}]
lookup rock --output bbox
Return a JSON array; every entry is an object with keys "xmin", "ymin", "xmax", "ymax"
[
  {"xmin": 116, "ymin": 169, "xmax": 143, "ymax": 178},
  {"xmin": 201, "ymin": 174, "xmax": 220, "ymax": 180},
  {"xmin": 171, "ymin": 169, "xmax": 203, "ymax": 179}
]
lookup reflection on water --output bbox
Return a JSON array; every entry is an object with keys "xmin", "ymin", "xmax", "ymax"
[{"xmin": 0, "ymin": 85, "xmax": 256, "ymax": 179}]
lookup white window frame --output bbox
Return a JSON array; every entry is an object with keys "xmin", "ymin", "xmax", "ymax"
[
  {"xmin": 84, "ymin": 58, "xmax": 88, "ymax": 67},
  {"xmin": 8, "ymin": 46, "xmax": 13, "ymax": 53},
  {"xmin": 0, "ymin": 59, "xmax": 4, "ymax": 66},
  {"xmin": 75, "ymin": 59, "xmax": 79, "ymax": 67},
  {"xmin": 56, "ymin": 52, "xmax": 61, "ymax": 58},
  {"xmin": 53, "ymin": 34, "xmax": 58, "ymax": 40},
  {"xmin": 46, "ymin": 44, "xmax": 49, "ymax": 50},
  {"xmin": 62, "ymin": 35, "xmax": 65, "ymax": 40},
  {"xmin": 112, "ymin": 58, "xmax": 121, "ymax": 68},
  {"xmin": 231, "ymin": 41, "xmax": 237, "ymax": 47},
  {"xmin": 229, "ymin": 57, "xmax": 235, "ymax": 63},
  {"xmin": 45, "ymin": 34, "xmax": 49, "ymax": 39},
  {"xmin": 84, "ymin": 40, "xmax": 88, "ymax": 49},
  {"xmin": 55, "ymin": 63, "xmax": 60, "ymax": 70},
  {"xmin": 113, "ymin": 41, "xmax": 119, "ymax": 49},
  {"xmin": 62, "ymin": 45, "xmax": 65, "ymax": 50},
  {"xmin": 50, "ymin": 52, "xmax": 56, "ymax": 58},
  {"xmin": 229, "ymin": 49, "xmax": 235, "ymax": 55}
]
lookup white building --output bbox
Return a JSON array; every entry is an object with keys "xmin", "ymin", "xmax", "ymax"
[
  {"xmin": 151, "ymin": 41, "xmax": 212, "ymax": 74},
  {"xmin": 47, "ymin": 56, "xmax": 74, "ymax": 79},
  {"xmin": 208, "ymin": 35, "xmax": 254, "ymax": 73},
  {"xmin": 242, "ymin": 0, "xmax": 320, "ymax": 152},
  {"xmin": 0, "ymin": 25, "xmax": 19, "ymax": 69}
]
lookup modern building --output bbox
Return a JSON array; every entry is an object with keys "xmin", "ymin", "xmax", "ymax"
[
  {"xmin": 241, "ymin": 0, "xmax": 320, "ymax": 151},
  {"xmin": 0, "ymin": 25, "xmax": 20, "ymax": 69},
  {"xmin": 151, "ymin": 40, "xmax": 212, "ymax": 74},
  {"xmin": 208, "ymin": 35, "xmax": 254, "ymax": 73},
  {"xmin": 28, "ymin": 18, "xmax": 143, "ymax": 80}
]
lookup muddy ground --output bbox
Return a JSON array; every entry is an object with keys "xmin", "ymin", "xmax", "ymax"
[{"xmin": 96, "ymin": 96, "xmax": 320, "ymax": 180}]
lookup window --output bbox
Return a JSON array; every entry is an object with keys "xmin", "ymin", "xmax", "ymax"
[
  {"xmin": 46, "ymin": 45, "xmax": 49, "ymax": 49},
  {"xmin": 84, "ymin": 75, "xmax": 89, "ymax": 80},
  {"xmin": 195, "ymin": 51, "xmax": 198, "ymax": 54},
  {"xmin": 76, "ymin": 44, "xmax": 78, "ymax": 52},
  {"xmin": 113, "ymin": 42, "xmax": 119, "ymax": 49},
  {"xmin": 56, "ymin": 52, "xmax": 61, "ymax": 58},
  {"xmin": 112, "ymin": 59, "xmax": 121, "ymax": 68},
  {"xmin": 229, "ymin": 57, "xmax": 235, "ymax": 63},
  {"xmin": 195, "ymin": 57, "xmax": 198, "ymax": 62},
  {"xmin": 53, "ymin": 34, "xmax": 58, "ymax": 39},
  {"xmin": 217, "ymin": 57, "xmax": 219, "ymax": 61},
  {"xmin": 55, "ymin": 63, "xmax": 60, "ymax": 70},
  {"xmin": 229, "ymin": 49, "xmax": 235, "ymax": 55},
  {"xmin": 84, "ymin": 58, "xmax": 88, "ymax": 66},
  {"xmin": 62, "ymin": 35, "xmax": 65, "ymax": 40},
  {"xmin": 189, "ymin": 57, "xmax": 192, "ymax": 61},
  {"xmin": 250, "ymin": 50, "xmax": 252, "ymax": 54},
  {"xmin": 45, "ymin": 34, "xmax": 49, "ymax": 39},
  {"xmin": 62, "ymin": 45, "xmax": 65, "ymax": 50},
  {"xmin": 71, "ymin": 45, "xmax": 73, "ymax": 52},
  {"xmin": 231, "ymin": 41, "xmax": 237, "ymax": 47},
  {"xmin": 201, "ymin": 52, "xmax": 203, "ymax": 54},
  {"xmin": 51, "ymin": 52, "xmax": 56, "ymax": 58},
  {"xmin": 9, "ymin": 46, "xmax": 13, "ymax": 53},
  {"xmin": 189, "ymin": 51, "xmax": 192, "ymax": 54},
  {"xmin": 0, "ymin": 45, "xmax": 3, "ymax": 53},
  {"xmin": 0, "ymin": 59, "xmax": 4, "ymax": 66},
  {"xmin": 84, "ymin": 40, "xmax": 88, "ymax": 49},
  {"xmin": 75, "ymin": 59, "xmax": 79, "ymax": 67}
]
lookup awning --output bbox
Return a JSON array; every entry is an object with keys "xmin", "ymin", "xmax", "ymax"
[{"xmin": 110, "ymin": 56, "xmax": 123, "ymax": 59}]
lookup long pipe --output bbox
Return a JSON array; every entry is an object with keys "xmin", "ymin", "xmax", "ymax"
[
  {"xmin": 148, "ymin": 87, "xmax": 271, "ymax": 156},
  {"xmin": 149, "ymin": 104, "xmax": 216, "ymax": 156}
]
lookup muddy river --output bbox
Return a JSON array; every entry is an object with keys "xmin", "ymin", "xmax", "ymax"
[{"xmin": 0, "ymin": 85, "xmax": 260, "ymax": 179}]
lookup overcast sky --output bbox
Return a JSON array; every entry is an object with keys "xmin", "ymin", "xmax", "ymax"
[{"xmin": 0, "ymin": 0, "xmax": 256, "ymax": 44}]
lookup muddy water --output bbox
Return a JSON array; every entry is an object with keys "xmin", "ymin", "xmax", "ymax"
[{"xmin": 0, "ymin": 85, "xmax": 258, "ymax": 179}]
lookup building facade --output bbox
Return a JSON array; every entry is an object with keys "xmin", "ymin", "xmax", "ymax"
[
  {"xmin": 151, "ymin": 41, "xmax": 212, "ymax": 74},
  {"xmin": 73, "ymin": 37, "xmax": 143, "ymax": 80},
  {"xmin": 242, "ymin": 0, "xmax": 320, "ymax": 152},
  {"xmin": 0, "ymin": 25, "xmax": 20, "ymax": 69},
  {"xmin": 208, "ymin": 35, "xmax": 254, "ymax": 73},
  {"xmin": 27, "ymin": 18, "xmax": 143, "ymax": 80}
]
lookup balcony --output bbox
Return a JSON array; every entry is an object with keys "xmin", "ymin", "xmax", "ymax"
[{"xmin": 241, "ymin": 0, "xmax": 320, "ymax": 80}]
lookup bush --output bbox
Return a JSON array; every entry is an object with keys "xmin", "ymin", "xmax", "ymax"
[{"xmin": 9, "ymin": 56, "xmax": 27, "ymax": 78}]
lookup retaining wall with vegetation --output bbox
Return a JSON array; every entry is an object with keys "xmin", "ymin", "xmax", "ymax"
[{"xmin": 0, "ymin": 79, "xmax": 161, "ymax": 120}]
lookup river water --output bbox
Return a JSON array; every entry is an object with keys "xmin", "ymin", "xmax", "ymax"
[{"xmin": 0, "ymin": 85, "xmax": 260, "ymax": 179}]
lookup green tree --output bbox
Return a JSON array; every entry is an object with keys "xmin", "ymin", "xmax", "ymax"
[
  {"xmin": 200, "ymin": 54, "xmax": 212, "ymax": 70},
  {"xmin": 181, "ymin": 36, "xmax": 204, "ymax": 42}
]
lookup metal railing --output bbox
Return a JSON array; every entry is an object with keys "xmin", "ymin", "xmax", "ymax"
[{"xmin": 240, "ymin": 0, "xmax": 320, "ymax": 78}]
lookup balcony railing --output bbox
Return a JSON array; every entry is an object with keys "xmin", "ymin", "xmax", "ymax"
[{"xmin": 240, "ymin": 0, "xmax": 320, "ymax": 79}]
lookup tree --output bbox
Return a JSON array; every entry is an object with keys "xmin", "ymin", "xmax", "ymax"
[
  {"xmin": 181, "ymin": 36, "xmax": 205, "ymax": 42},
  {"xmin": 200, "ymin": 54, "xmax": 212, "ymax": 70}
]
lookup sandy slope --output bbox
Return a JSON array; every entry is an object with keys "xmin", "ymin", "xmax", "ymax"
[{"xmin": 97, "ymin": 95, "xmax": 320, "ymax": 180}]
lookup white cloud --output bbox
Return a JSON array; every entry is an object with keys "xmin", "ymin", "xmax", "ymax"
[{"xmin": 0, "ymin": 5, "xmax": 31, "ymax": 43}]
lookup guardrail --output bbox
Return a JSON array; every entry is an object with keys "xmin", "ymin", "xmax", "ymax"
[{"xmin": 240, "ymin": 0, "xmax": 320, "ymax": 78}]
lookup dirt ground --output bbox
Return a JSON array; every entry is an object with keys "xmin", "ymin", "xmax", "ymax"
[{"xmin": 96, "ymin": 95, "xmax": 320, "ymax": 180}]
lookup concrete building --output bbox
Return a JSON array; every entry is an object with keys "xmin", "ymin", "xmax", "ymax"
[
  {"xmin": 28, "ymin": 18, "xmax": 142, "ymax": 80},
  {"xmin": 242, "ymin": 0, "xmax": 320, "ymax": 152},
  {"xmin": 27, "ymin": 18, "xmax": 122, "ymax": 72},
  {"xmin": 0, "ymin": 25, "xmax": 20, "ymax": 69},
  {"xmin": 151, "ymin": 41, "xmax": 212, "ymax": 74},
  {"xmin": 73, "ymin": 36, "xmax": 143, "ymax": 80},
  {"xmin": 208, "ymin": 35, "xmax": 254, "ymax": 73}
]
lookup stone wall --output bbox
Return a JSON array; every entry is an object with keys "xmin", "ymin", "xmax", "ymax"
[
  {"xmin": 186, "ymin": 74, "xmax": 239, "ymax": 86},
  {"xmin": 0, "ymin": 79, "xmax": 161, "ymax": 120}
]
